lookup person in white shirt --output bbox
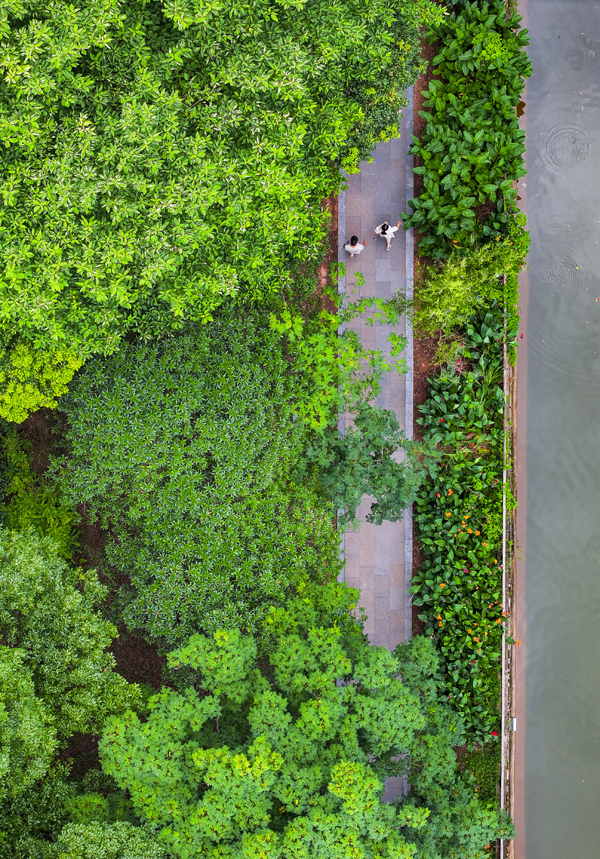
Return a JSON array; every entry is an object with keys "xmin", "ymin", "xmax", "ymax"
[
  {"xmin": 343, "ymin": 235, "xmax": 367, "ymax": 255},
  {"xmin": 373, "ymin": 220, "xmax": 402, "ymax": 251}
]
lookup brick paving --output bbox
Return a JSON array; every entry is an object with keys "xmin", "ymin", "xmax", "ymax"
[{"xmin": 337, "ymin": 97, "xmax": 414, "ymax": 657}]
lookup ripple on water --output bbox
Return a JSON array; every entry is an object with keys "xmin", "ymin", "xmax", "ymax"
[
  {"xmin": 539, "ymin": 257, "xmax": 585, "ymax": 294},
  {"xmin": 543, "ymin": 124, "xmax": 590, "ymax": 168}
]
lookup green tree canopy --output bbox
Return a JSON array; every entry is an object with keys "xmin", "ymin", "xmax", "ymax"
[
  {"xmin": 0, "ymin": 0, "xmax": 439, "ymax": 420},
  {"xmin": 52, "ymin": 822, "xmax": 166, "ymax": 859},
  {"xmin": 99, "ymin": 584, "xmax": 513, "ymax": 859},
  {"xmin": 0, "ymin": 528, "xmax": 140, "ymax": 745},
  {"xmin": 0, "ymin": 646, "xmax": 57, "ymax": 801},
  {"xmin": 51, "ymin": 314, "xmax": 342, "ymax": 650}
]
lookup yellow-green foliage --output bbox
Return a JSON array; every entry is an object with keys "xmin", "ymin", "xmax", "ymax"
[
  {"xmin": 0, "ymin": 345, "xmax": 83, "ymax": 423},
  {"xmin": 3, "ymin": 429, "xmax": 78, "ymax": 559}
]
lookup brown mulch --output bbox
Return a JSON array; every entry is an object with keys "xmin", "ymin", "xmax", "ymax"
[{"xmin": 20, "ymin": 407, "xmax": 57, "ymax": 477}]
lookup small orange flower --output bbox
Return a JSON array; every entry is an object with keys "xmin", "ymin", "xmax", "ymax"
[
  {"xmin": 465, "ymin": 514, "xmax": 470, "ymax": 520},
  {"xmin": 475, "ymin": 530, "xmax": 480, "ymax": 536},
  {"xmin": 496, "ymin": 618, "xmax": 502, "ymax": 623},
  {"xmin": 493, "ymin": 559, "xmax": 497, "ymax": 564},
  {"xmin": 440, "ymin": 583, "xmax": 446, "ymax": 588},
  {"xmin": 448, "ymin": 489, "xmax": 453, "ymax": 495},
  {"xmin": 436, "ymin": 614, "xmax": 442, "ymax": 620},
  {"xmin": 482, "ymin": 541, "xmax": 488, "ymax": 546},
  {"xmin": 516, "ymin": 640, "xmax": 521, "ymax": 645},
  {"xmin": 467, "ymin": 528, "xmax": 473, "ymax": 534},
  {"xmin": 436, "ymin": 492, "xmax": 441, "ymax": 498},
  {"xmin": 446, "ymin": 511, "xmax": 451, "ymax": 517}
]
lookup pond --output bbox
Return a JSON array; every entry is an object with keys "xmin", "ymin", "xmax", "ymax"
[{"xmin": 516, "ymin": 1, "xmax": 600, "ymax": 857}]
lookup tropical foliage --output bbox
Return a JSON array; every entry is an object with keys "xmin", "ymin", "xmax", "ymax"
[
  {"xmin": 99, "ymin": 584, "xmax": 513, "ymax": 859},
  {"xmin": 392, "ymin": 214, "xmax": 528, "ymax": 348},
  {"xmin": 402, "ymin": 0, "xmax": 531, "ymax": 257},
  {"xmin": 410, "ymin": 308, "xmax": 510, "ymax": 742}
]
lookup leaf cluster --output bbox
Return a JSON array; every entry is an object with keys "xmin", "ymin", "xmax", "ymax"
[
  {"xmin": 298, "ymin": 402, "xmax": 426, "ymax": 529},
  {"xmin": 391, "ymin": 214, "xmax": 528, "ymax": 348},
  {"xmin": 0, "ymin": 528, "xmax": 140, "ymax": 789},
  {"xmin": 402, "ymin": 0, "xmax": 531, "ymax": 257},
  {"xmin": 1, "ymin": 425, "xmax": 78, "ymax": 559}
]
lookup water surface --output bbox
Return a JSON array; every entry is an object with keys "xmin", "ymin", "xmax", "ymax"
[{"xmin": 522, "ymin": 1, "xmax": 600, "ymax": 857}]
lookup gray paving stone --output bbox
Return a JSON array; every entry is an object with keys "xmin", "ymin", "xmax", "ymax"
[{"xmin": 339, "ymin": 100, "xmax": 414, "ymax": 661}]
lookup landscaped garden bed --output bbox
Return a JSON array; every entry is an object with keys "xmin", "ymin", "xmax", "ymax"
[{"xmin": 406, "ymin": 0, "xmax": 531, "ymax": 819}]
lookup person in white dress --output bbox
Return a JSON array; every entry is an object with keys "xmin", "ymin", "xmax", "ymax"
[
  {"xmin": 373, "ymin": 220, "xmax": 402, "ymax": 251},
  {"xmin": 343, "ymin": 235, "xmax": 367, "ymax": 255}
]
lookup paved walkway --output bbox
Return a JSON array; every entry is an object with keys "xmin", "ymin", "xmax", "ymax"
[{"xmin": 337, "ymin": 93, "xmax": 414, "ymax": 655}]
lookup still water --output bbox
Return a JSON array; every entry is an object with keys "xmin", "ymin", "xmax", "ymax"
[{"xmin": 519, "ymin": 1, "xmax": 600, "ymax": 857}]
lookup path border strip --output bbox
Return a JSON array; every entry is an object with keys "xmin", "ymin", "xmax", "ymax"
[
  {"xmin": 337, "ymin": 177, "xmax": 347, "ymax": 584},
  {"xmin": 403, "ymin": 86, "xmax": 415, "ymax": 643}
]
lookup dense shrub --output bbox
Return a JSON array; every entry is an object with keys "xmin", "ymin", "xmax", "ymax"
[
  {"xmin": 99, "ymin": 583, "xmax": 513, "ymax": 859},
  {"xmin": 410, "ymin": 309, "xmax": 509, "ymax": 743},
  {"xmin": 391, "ymin": 214, "xmax": 529, "ymax": 352},
  {"xmin": 52, "ymin": 822, "xmax": 166, "ymax": 859},
  {"xmin": 0, "ymin": 528, "xmax": 140, "ymax": 745},
  {"xmin": 52, "ymin": 314, "xmax": 342, "ymax": 650},
  {"xmin": 0, "ymin": 765, "xmax": 74, "ymax": 859},
  {"xmin": 402, "ymin": 0, "xmax": 531, "ymax": 257},
  {"xmin": 0, "ymin": 0, "xmax": 440, "ymax": 420}
]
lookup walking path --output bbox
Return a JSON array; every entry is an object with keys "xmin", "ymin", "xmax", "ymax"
[{"xmin": 337, "ymin": 92, "xmax": 414, "ymax": 654}]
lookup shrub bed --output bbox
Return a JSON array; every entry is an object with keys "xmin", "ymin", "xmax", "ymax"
[
  {"xmin": 410, "ymin": 306, "xmax": 511, "ymax": 743},
  {"xmin": 402, "ymin": 0, "xmax": 531, "ymax": 258}
]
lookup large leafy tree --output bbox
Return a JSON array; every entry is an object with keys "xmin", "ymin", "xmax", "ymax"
[
  {"xmin": 51, "ymin": 313, "xmax": 342, "ymax": 650},
  {"xmin": 99, "ymin": 583, "xmax": 513, "ymax": 859},
  {"xmin": 0, "ymin": 0, "xmax": 438, "ymax": 420}
]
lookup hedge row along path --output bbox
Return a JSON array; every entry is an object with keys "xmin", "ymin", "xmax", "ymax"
[{"xmin": 337, "ymin": 91, "xmax": 414, "ymax": 659}]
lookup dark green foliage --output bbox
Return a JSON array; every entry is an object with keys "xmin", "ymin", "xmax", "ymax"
[
  {"xmin": 99, "ymin": 584, "xmax": 512, "ymax": 859},
  {"xmin": 410, "ymin": 309, "xmax": 507, "ymax": 742},
  {"xmin": 459, "ymin": 741, "xmax": 501, "ymax": 807},
  {"xmin": 0, "ymin": 0, "xmax": 439, "ymax": 419},
  {"xmin": 52, "ymin": 822, "xmax": 166, "ymax": 859},
  {"xmin": 0, "ymin": 765, "xmax": 74, "ymax": 859},
  {"xmin": 52, "ymin": 314, "xmax": 342, "ymax": 651},
  {"xmin": 299, "ymin": 402, "xmax": 426, "ymax": 528},
  {"xmin": 402, "ymin": 0, "xmax": 531, "ymax": 257},
  {"xmin": 0, "ymin": 528, "xmax": 140, "ymax": 744}
]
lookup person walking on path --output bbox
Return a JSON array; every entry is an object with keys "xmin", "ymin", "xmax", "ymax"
[
  {"xmin": 373, "ymin": 220, "xmax": 402, "ymax": 251},
  {"xmin": 343, "ymin": 235, "xmax": 367, "ymax": 256}
]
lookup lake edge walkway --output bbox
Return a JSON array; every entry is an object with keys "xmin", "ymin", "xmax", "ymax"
[{"xmin": 337, "ymin": 90, "xmax": 414, "ymax": 655}]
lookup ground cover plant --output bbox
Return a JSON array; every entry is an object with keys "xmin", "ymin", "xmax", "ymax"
[
  {"xmin": 0, "ymin": 0, "xmax": 442, "ymax": 422},
  {"xmin": 1, "ymin": 424, "xmax": 78, "ymax": 558},
  {"xmin": 402, "ymin": 0, "xmax": 531, "ymax": 258},
  {"xmin": 98, "ymin": 584, "xmax": 514, "ymax": 859}
]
